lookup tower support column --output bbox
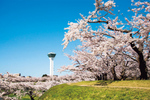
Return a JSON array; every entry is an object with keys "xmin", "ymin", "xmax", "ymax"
[
  {"xmin": 48, "ymin": 52, "xmax": 56, "ymax": 76},
  {"xmin": 49, "ymin": 58, "xmax": 54, "ymax": 76}
]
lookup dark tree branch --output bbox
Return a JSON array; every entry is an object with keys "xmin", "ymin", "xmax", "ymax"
[
  {"xmin": 108, "ymin": 26, "xmax": 132, "ymax": 33},
  {"xmin": 145, "ymin": 50, "xmax": 150, "ymax": 61},
  {"xmin": 122, "ymin": 52, "xmax": 138, "ymax": 62},
  {"xmin": 88, "ymin": 20, "xmax": 132, "ymax": 33},
  {"xmin": 88, "ymin": 20, "xmax": 108, "ymax": 24},
  {"xmin": 101, "ymin": 32, "xmax": 115, "ymax": 38},
  {"xmin": 130, "ymin": 41, "xmax": 141, "ymax": 55}
]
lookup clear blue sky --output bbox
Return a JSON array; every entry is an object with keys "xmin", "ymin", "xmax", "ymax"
[{"xmin": 0, "ymin": 0, "xmax": 132, "ymax": 77}]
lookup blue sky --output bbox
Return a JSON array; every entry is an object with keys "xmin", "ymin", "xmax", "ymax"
[{"xmin": 0, "ymin": 0, "xmax": 132, "ymax": 77}]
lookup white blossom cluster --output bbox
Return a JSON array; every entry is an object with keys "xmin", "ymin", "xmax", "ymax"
[{"xmin": 104, "ymin": 1, "xmax": 116, "ymax": 7}]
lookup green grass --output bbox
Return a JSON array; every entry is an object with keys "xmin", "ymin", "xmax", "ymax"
[
  {"xmin": 6, "ymin": 92, "xmax": 40, "ymax": 100},
  {"xmin": 39, "ymin": 80, "xmax": 150, "ymax": 100},
  {"xmin": 8, "ymin": 93, "xmax": 16, "ymax": 97},
  {"xmin": 21, "ymin": 95, "xmax": 39, "ymax": 100}
]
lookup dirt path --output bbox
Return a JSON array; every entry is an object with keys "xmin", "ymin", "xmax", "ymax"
[
  {"xmin": 78, "ymin": 85, "xmax": 150, "ymax": 89},
  {"xmin": 67, "ymin": 83, "xmax": 150, "ymax": 90}
]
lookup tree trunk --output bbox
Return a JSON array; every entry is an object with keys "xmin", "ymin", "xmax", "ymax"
[
  {"xmin": 120, "ymin": 68, "xmax": 126, "ymax": 80},
  {"xmin": 138, "ymin": 53, "xmax": 148, "ymax": 79},
  {"xmin": 29, "ymin": 91, "xmax": 35, "ymax": 100},
  {"xmin": 95, "ymin": 74, "xmax": 101, "ymax": 80},
  {"xmin": 103, "ymin": 73, "xmax": 107, "ymax": 80},
  {"xmin": 111, "ymin": 66, "xmax": 118, "ymax": 80},
  {"xmin": 30, "ymin": 96, "xmax": 34, "ymax": 100},
  {"xmin": 130, "ymin": 42, "xmax": 148, "ymax": 80}
]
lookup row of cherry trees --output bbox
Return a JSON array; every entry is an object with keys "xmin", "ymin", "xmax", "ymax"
[
  {"xmin": 0, "ymin": 73, "xmax": 95, "ymax": 100},
  {"xmin": 61, "ymin": 0, "xmax": 150, "ymax": 80}
]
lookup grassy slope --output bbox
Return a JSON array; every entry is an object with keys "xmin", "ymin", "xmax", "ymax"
[{"xmin": 39, "ymin": 80, "xmax": 150, "ymax": 100}]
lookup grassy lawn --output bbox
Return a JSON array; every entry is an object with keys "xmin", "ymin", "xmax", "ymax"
[{"xmin": 39, "ymin": 80, "xmax": 150, "ymax": 100}]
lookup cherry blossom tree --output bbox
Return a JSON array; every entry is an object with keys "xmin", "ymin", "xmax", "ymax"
[{"xmin": 62, "ymin": 0, "xmax": 150, "ymax": 79}]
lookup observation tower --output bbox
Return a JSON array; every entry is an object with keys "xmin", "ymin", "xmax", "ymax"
[{"xmin": 48, "ymin": 52, "xmax": 56, "ymax": 76}]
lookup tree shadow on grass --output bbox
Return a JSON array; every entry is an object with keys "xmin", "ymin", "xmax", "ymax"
[{"xmin": 94, "ymin": 80, "xmax": 114, "ymax": 86}]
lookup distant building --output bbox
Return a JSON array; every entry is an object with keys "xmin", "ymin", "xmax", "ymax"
[
  {"xmin": 13, "ymin": 73, "xmax": 21, "ymax": 77},
  {"xmin": 53, "ymin": 75, "xmax": 58, "ymax": 77},
  {"xmin": 2, "ymin": 72, "xmax": 21, "ymax": 78},
  {"xmin": 26, "ymin": 76, "xmax": 32, "ymax": 78}
]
